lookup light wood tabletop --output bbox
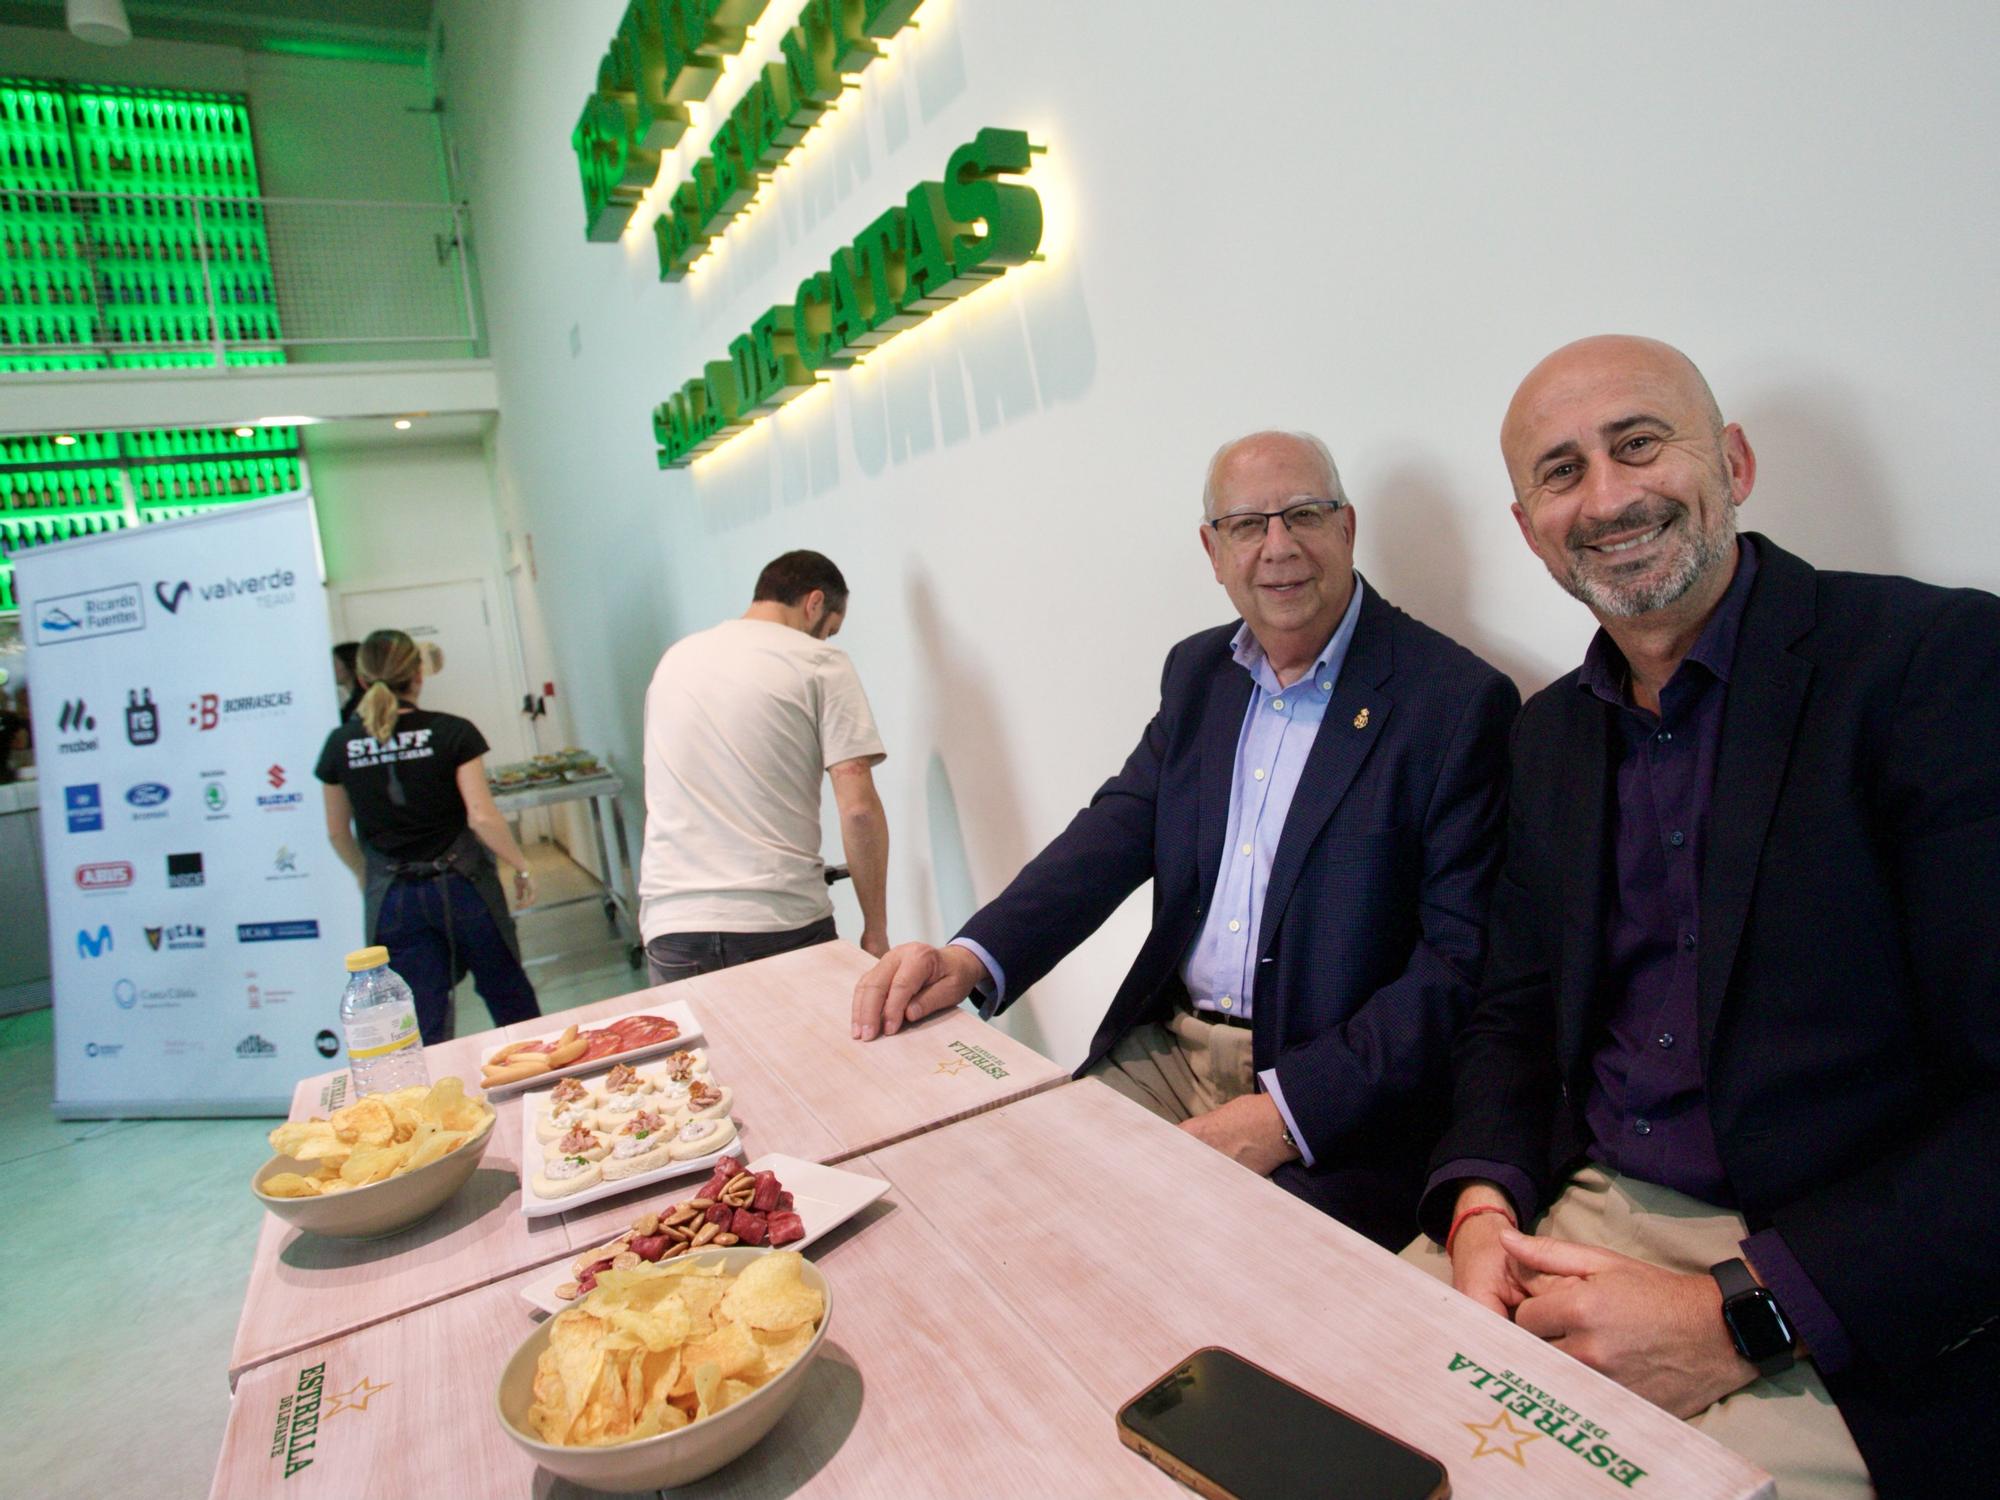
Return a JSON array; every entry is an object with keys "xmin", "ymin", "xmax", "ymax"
[
  {"xmin": 681, "ymin": 941, "xmax": 1074, "ymax": 1161},
  {"xmin": 865, "ymin": 1080, "xmax": 1777, "ymax": 1500},
  {"xmin": 212, "ymin": 1161, "xmax": 1188, "ymax": 1500}
]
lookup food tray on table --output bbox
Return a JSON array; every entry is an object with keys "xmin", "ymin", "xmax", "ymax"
[
  {"xmin": 477, "ymin": 999, "xmax": 701, "ymax": 1097},
  {"xmin": 517, "ymin": 1050, "xmax": 743, "ymax": 1218},
  {"xmin": 518, "ymin": 1153, "xmax": 890, "ymax": 1314}
]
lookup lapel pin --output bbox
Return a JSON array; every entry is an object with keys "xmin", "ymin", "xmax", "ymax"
[{"xmin": 1353, "ymin": 707, "xmax": 1370, "ymax": 730}]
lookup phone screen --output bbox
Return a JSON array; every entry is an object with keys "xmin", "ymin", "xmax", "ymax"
[{"xmin": 1119, "ymin": 1348, "xmax": 1446, "ymax": 1500}]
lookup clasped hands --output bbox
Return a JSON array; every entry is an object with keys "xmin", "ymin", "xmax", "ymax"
[
  {"xmin": 851, "ymin": 943, "xmax": 1298, "ymax": 1177},
  {"xmin": 1449, "ymin": 1198, "xmax": 1762, "ymax": 1418}
]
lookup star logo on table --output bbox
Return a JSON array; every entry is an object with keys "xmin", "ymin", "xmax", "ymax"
[
  {"xmin": 323, "ymin": 1375, "xmax": 393, "ymax": 1419},
  {"xmin": 934, "ymin": 1057, "xmax": 970, "ymax": 1076},
  {"xmin": 1463, "ymin": 1409, "xmax": 1541, "ymax": 1466}
]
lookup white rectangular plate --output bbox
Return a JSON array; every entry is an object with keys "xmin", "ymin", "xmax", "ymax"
[
  {"xmin": 517, "ymin": 1154, "xmax": 891, "ymax": 1315},
  {"xmin": 478, "ymin": 998, "xmax": 703, "ymax": 1098}
]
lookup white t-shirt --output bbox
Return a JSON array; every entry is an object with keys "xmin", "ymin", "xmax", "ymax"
[{"xmin": 639, "ymin": 617, "xmax": 885, "ymax": 937}]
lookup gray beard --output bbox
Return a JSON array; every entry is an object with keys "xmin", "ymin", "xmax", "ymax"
[{"xmin": 1560, "ymin": 506, "xmax": 1738, "ymax": 619}]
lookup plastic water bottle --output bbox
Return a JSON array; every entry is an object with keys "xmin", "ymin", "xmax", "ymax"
[{"xmin": 340, "ymin": 946, "xmax": 429, "ymax": 1095}]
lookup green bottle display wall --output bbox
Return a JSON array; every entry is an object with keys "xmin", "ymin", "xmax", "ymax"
[{"xmin": 1, "ymin": 77, "xmax": 296, "ymax": 613}]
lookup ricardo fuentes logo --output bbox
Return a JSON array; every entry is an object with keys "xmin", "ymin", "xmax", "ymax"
[{"xmin": 269, "ymin": 1363, "xmax": 392, "ymax": 1479}]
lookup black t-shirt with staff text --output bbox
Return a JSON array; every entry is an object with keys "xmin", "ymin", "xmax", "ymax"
[{"xmin": 315, "ymin": 707, "xmax": 488, "ymax": 861}]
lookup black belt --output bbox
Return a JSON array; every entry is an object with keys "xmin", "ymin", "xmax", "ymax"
[{"xmin": 1188, "ymin": 1005, "xmax": 1253, "ymax": 1031}]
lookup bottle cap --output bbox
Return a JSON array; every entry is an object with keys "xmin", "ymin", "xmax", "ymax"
[{"xmin": 344, "ymin": 945, "xmax": 390, "ymax": 973}]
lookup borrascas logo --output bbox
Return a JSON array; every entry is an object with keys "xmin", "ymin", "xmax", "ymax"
[{"xmin": 189, "ymin": 689, "xmax": 295, "ymax": 731}]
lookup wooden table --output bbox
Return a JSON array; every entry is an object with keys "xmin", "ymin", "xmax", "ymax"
[
  {"xmin": 229, "ymin": 986, "xmax": 847, "ymax": 1381},
  {"xmin": 213, "ymin": 1162, "xmax": 1185, "ymax": 1500},
  {"xmin": 864, "ymin": 1080, "xmax": 1775, "ymax": 1499},
  {"xmin": 685, "ymin": 941, "xmax": 1073, "ymax": 1159}
]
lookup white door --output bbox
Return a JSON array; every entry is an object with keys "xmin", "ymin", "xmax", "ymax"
[{"xmin": 337, "ymin": 578, "xmax": 528, "ymax": 766}]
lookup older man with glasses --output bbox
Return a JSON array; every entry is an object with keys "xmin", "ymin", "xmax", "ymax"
[{"xmin": 851, "ymin": 430, "xmax": 1519, "ymax": 1246}]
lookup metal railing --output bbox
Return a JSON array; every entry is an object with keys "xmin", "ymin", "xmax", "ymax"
[{"xmin": 0, "ymin": 190, "xmax": 482, "ymax": 367}]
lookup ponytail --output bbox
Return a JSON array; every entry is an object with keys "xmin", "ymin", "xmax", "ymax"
[{"xmin": 354, "ymin": 629, "xmax": 422, "ymax": 744}]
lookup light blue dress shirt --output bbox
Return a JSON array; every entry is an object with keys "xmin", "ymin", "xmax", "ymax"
[{"xmin": 955, "ymin": 578, "xmax": 1366, "ymax": 1168}]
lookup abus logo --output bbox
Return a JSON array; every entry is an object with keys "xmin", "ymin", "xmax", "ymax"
[
  {"xmin": 77, "ymin": 925, "xmax": 113, "ymax": 958},
  {"xmin": 75, "ymin": 861, "xmax": 134, "ymax": 891},
  {"xmin": 237, "ymin": 1033, "xmax": 277, "ymax": 1058},
  {"xmin": 154, "ymin": 579, "xmax": 191, "ymax": 613}
]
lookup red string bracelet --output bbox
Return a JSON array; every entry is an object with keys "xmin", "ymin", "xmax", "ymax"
[{"xmin": 1445, "ymin": 1203, "xmax": 1516, "ymax": 1258}]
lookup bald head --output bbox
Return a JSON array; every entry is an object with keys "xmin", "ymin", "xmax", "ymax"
[
  {"xmin": 1202, "ymin": 430, "xmax": 1343, "ymax": 518},
  {"xmin": 1502, "ymin": 336, "xmax": 1724, "ymax": 494}
]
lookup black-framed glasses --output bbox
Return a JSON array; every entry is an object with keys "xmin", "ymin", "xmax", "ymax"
[{"xmin": 1206, "ymin": 497, "xmax": 1347, "ymax": 549}]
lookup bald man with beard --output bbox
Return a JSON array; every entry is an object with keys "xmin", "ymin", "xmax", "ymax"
[{"xmin": 1403, "ymin": 336, "xmax": 2000, "ymax": 1497}]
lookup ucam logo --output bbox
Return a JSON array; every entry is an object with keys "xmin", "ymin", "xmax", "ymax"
[
  {"xmin": 64, "ymin": 784, "xmax": 103, "ymax": 833},
  {"xmin": 145, "ymin": 922, "xmax": 206, "ymax": 952},
  {"xmin": 77, "ymin": 924, "xmax": 113, "ymax": 958},
  {"xmin": 54, "ymin": 699, "xmax": 99, "ymax": 755},
  {"xmin": 32, "ymin": 583, "xmax": 146, "ymax": 646},
  {"xmin": 75, "ymin": 861, "xmax": 134, "ymax": 892}
]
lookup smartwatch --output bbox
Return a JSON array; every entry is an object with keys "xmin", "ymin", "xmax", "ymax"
[{"xmin": 1709, "ymin": 1258, "xmax": 1796, "ymax": 1377}]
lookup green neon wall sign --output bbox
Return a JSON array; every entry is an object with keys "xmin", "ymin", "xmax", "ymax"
[
  {"xmin": 571, "ymin": 0, "xmax": 771, "ymax": 243},
  {"xmin": 651, "ymin": 0, "xmax": 924, "ymax": 279},
  {"xmin": 651, "ymin": 127, "xmax": 1043, "ymax": 468}
]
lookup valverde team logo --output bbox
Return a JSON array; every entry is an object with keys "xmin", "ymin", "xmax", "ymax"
[
  {"xmin": 269, "ymin": 1363, "xmax": 392, "ymax": 1479},
  {"xmin": 935, "ymin": 1040, "xmax": 1010, "ymax": 1079},
  {"xmin": 1448, "ymin": 1351, "xmax": 1649, "ymax": 1487}
]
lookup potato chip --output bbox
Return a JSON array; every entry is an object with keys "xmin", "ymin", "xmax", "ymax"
[
  {"xmin": 338, "ymin": 1143, "xmax": 402, "ymax": 1185},
  {"xmin": 402, "ymin": 1128, "xmax": 468, "ymax": 1171},
  {"xmin": 720, "ymin": 1251, "xmax": 823, "ymax": 1332},
  {"xmin": 420, "ymin": 1076, "xmax": 466, "ymax": 1124},
  {"xmin": 267, "ymin": 1119, "xmax": 331, "ymax": 1157},
  {"xmin": 260, "ymin": 1172, "xmax": 320, "ymax": 1198}
]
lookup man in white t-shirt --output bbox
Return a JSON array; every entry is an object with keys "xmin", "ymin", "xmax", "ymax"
[{"xmin": 639, "ymin": 550, "xmax": 890, "ymax": 984}]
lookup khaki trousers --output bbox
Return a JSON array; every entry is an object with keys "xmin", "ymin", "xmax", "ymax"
[
  {"xmin": 1085, "ymin": 1007, "xmax": 1257, "ymax": 1123},
  {"xmin": 1402, "ymin": 1165, "xmax": 1872, "ymax": 1500}
]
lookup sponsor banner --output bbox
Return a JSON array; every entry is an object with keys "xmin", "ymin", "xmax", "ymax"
[{"xmin": 17, "ymin": 497, "xmax": 363, "ymax": 1115}]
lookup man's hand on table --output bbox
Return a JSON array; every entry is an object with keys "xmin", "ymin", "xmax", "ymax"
[
  {"xmin": 1503, "ymin": 1227, "xmax": 1762, "ymax": 1419},
  {"xmin": 852, "ymin": 941, "xmax": 986, "ymax": 1040},
  {"xmin": 1448, "ymin": 1182, "xmax": 1531, "ymax": 1321},
  {"xmin": 1178, "ymin": 1093, "xmax": 1298, "ymax": 1177}
]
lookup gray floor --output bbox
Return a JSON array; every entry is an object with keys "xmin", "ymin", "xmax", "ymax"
[{"xmin": 0, "ymin": 843, "xmax": 646, "ymax": 1500}]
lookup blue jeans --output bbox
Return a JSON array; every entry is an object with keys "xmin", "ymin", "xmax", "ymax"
[
  {"xmin": 376, "ymin": 872, "xmax": 541, "ymax": 1044},
  {"xmin": 645, "ymin": 916, "xmax": 837, "ymax": 987}
]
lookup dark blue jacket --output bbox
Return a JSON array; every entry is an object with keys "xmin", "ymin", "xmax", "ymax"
[{"xmin": 960, "ymin": 581, "xmax": 1518, "ymax": 1246}]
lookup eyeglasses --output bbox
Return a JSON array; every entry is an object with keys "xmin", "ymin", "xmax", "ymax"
[{"xmin": 1206, "ymin": 497, "xmax": 1347, "ymax": 549}]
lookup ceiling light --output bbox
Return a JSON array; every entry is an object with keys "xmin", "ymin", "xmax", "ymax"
[
  {"xmin": 393, "ymin": 419, "xmax": 413, "ymax": 430},
  {"xmin": 66, "ymin": 0, "xmax": 131, "ymax": 45},
  {"xmin": 53, "ymin": 434, "xmax": 78, "ymax": 446}
]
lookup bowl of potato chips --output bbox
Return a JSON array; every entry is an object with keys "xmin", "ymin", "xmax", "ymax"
[
  {"xmin": 253, "ymin": 1077, "xmax": 497, "ymax": 1239},
  {"xmin": 495, "ymin": 1248, "xmax": 831, "ymax": 1492}
]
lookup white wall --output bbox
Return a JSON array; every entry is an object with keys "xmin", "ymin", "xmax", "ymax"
[{"xmin": 433, "ymin": 0, "xmax": 2000, "ymax": 1067}]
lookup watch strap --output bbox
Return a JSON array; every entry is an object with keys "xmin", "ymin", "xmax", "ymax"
[
  {"xmin": 1709, "ymin": 1257, "xmax": 1796, "ymax": 1377},
  {"xmin": 1710, "ymin": 1256, "xmax": 1760, "ymax": 1301}
]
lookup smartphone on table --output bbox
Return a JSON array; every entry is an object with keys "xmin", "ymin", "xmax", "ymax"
[{"xmin": 1116, "ymin": 1347, "xmax": 1449, "ymax": 1500}]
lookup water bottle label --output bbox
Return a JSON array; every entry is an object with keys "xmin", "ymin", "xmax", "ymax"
[{"xmin": 347, "ymin": 1003, "xmax": 420, "ymax": 1060}]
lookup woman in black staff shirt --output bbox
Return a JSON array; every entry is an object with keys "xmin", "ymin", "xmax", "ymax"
[{"xmin": 316, "ymin": 629, "xmax": 542, "ymax": 1043}]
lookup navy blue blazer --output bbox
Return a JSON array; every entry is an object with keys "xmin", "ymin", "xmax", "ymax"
[{"xmin": 959, "ymin": 582, "xmax": 1518, "ymax": 1246}]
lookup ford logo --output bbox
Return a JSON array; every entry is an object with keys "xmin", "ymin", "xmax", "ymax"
[{"xmin": 126, "ymin": 783, "xmax": 170, "ymax": 808}]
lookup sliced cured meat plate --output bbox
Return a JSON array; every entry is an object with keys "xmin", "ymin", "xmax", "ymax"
[{"xmin": 475, "ymin": 999, "xmax": 702, "ymax": 1097}]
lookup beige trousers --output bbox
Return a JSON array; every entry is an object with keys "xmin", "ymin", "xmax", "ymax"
[
  {"xmin": 1402, "ymin": 1165, "xmax": 1872, "ymax": 1500},
  {"xmin": 1085, "ymin": 1008, "xmax": 1257, "ymax": 1123}
]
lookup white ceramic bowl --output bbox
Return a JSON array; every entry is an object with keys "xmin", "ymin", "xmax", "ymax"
[
  {"xmin": 250, "ymin": 1110, "xmax": 497, "ymax": 1239},
  {"xmin": 495, "ymin": 1247, "xmax": 833, "ymax": 1492}
]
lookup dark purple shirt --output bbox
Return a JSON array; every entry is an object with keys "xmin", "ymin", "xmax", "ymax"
[{"xmin": 1430, "ymin": 537, "xmax": 1852, "ymax": 1370}]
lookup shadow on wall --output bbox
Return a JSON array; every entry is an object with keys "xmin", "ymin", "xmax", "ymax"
[
  {"xmin": 905, "ymin": 567, "xmax": 1057, "ymax": 1057},
  {"xmin": 1732, "ymin": 385, "xmax": 1901, "ymax": 577},
  {"xmin": 688, "ymin": 253, "xmax": 1099, "ymax": 528},
  {"xmin": 1364, "ymin": 463, "xmax": 1544, "ymax": 691}
]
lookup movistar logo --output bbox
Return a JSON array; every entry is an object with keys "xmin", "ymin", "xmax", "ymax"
[{"xmin": 77, "ymin": 925, "xmax": 113, "ymax": 958}]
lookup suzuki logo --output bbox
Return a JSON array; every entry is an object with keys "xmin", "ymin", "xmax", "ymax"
[
  {"xmin": 59, "ymin": 700, "xmax": 95, "ymax": 733},
  {"xmin": 77, "ymin": 925, "xmax": 113, "ymax": 958},
  {"xmin": 267, "ymin": 765, "xmax": 287, "ymax": 790},
  {"xmin": 155, "ymin": 580, "xmax": 191, "ymax": 614}
]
